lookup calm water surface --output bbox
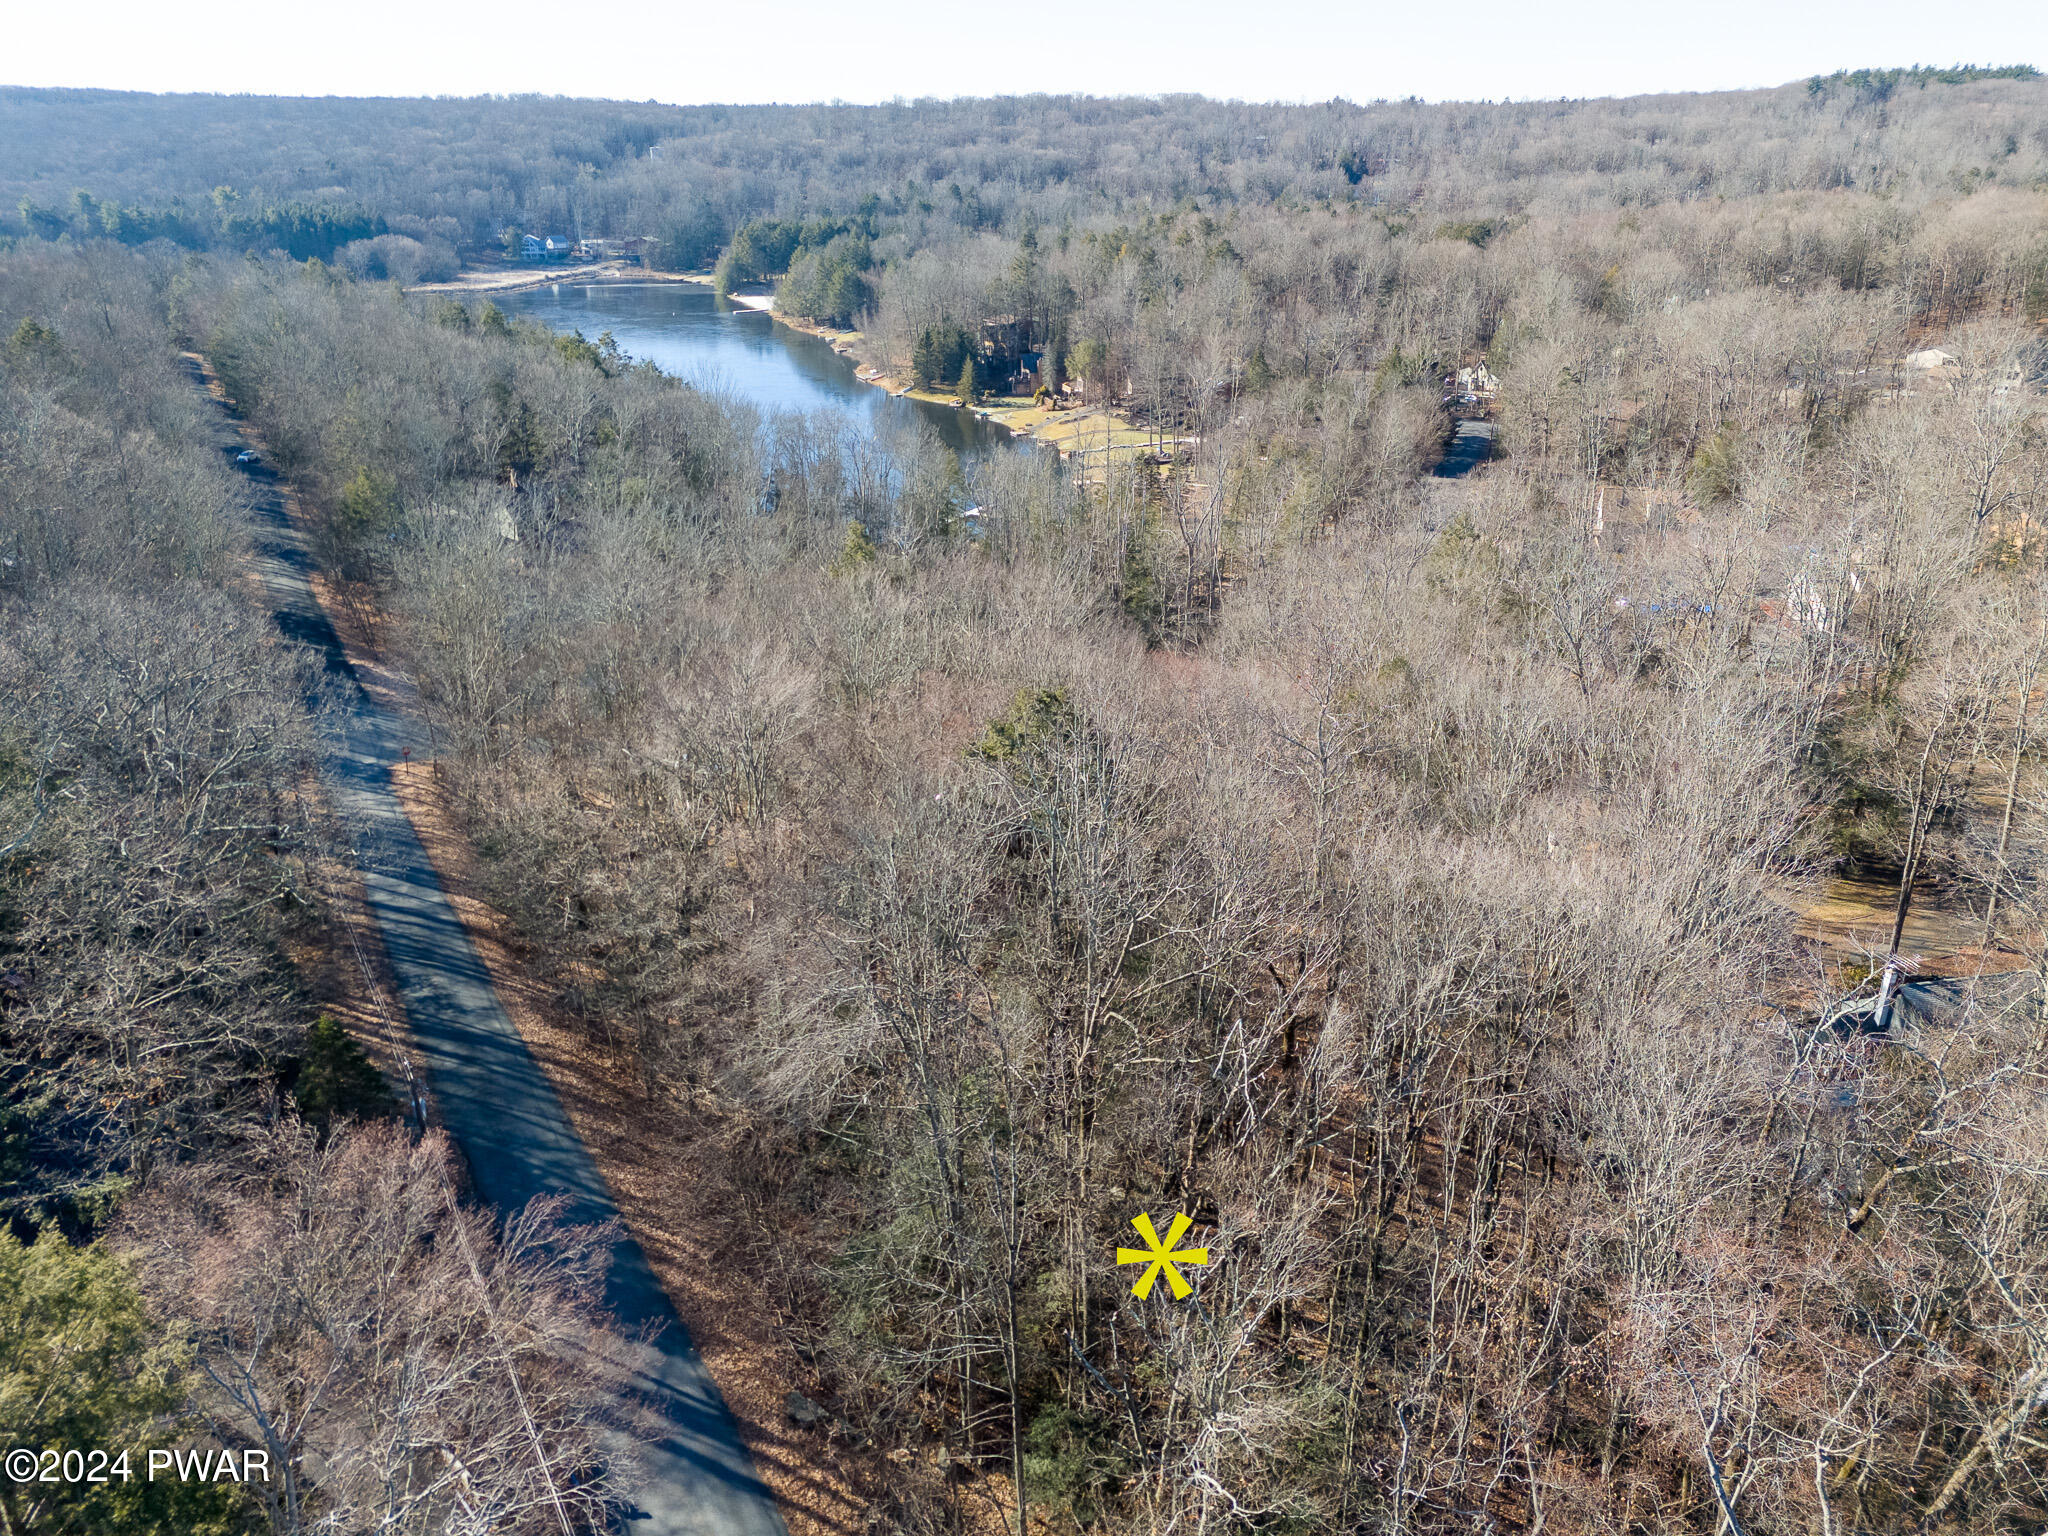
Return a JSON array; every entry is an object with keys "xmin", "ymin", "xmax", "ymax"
[{"xmin": 494, "ymin": 282, "xmax": 1007, "ymax": 458}]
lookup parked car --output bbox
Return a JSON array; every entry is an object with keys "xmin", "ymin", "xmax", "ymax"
[{"xmin": 236, "ymin": 449, "xmax": 259, "ymax": 464}]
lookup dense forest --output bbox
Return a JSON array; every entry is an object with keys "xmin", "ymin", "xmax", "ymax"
[{"xmin": 5, "ymin": 66, "xmax": 2048, "ymax": 1535}]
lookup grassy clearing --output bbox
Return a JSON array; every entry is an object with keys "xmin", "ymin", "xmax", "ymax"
[{"xmin": 1016, "ymin": 403, "xmax": 1155, "ymax": 457}]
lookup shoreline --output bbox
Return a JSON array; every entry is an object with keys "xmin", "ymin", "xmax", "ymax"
[
  {"xmin": 405, "ymin": 261, "xmax": 706, "ymax": 297},
  {"xmin": 415, "ymin": 265, "xmax": 1158, "ymax": 460},
  {"xmin": 711, "ymin": 285, "xmax": 1156, "ymax": 461}
]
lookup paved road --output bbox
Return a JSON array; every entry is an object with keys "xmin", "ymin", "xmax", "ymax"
[
  {"xmin": 1433, "ymin": 418, "xmax": 1495, "ymax": 478},
  {"xmin": 192, "ymin": 362, "xmax": 788, "ymax": 1536}
]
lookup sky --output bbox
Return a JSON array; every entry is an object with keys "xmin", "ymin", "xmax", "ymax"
[{"xmin": 7, "ymin": 0, "xmax": 2046, "ymax": 105}]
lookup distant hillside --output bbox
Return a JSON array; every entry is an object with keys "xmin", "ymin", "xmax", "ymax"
[{"xmin": 4, "ymin": 73, "xmax": 2043, "ymax": 266}]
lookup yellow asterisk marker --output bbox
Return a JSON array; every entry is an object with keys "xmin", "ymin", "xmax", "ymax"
[{"xmin": 1117, "ymin": 1212, "xmax": 1209, "ymax": 1300}]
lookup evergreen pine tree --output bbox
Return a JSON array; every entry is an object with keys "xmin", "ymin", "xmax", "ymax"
[
  {"xmin": 0, "ymin": 1232, "xmax": 242, "ymax": 1534},
  {"xmin": 293, "ymin": 1015, "xmax": 396, "ymax": 1123},
  {"xmin": 957, "ymin": 353, "xmax": 977, "ymax": 405},
  {"xmin": 1040, "ymin": 346, "xmax": 1063, "ymax": 394}
]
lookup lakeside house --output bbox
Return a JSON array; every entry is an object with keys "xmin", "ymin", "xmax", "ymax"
[
  {"xmin": 519, "ymin": 234, "xmax": 575, "ymax": 263},
  {"xmin": 576, "ymin": 236, "xmax": 655, "ymax": 262}
]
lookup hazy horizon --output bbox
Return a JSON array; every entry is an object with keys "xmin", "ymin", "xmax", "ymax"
[
  {"xmin": 10, "ymin": 0, "xmax": 2046, "ymax": 108},
  {"xmin": 3, "ymin": 70, "xmax": 2026, "ymax": 109}
]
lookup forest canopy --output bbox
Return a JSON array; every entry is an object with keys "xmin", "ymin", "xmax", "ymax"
[{"xmin": 4, "ymin": 66, "xmax": 2048, "ymax": 1536}]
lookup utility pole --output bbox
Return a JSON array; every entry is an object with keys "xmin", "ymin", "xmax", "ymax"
[
  {"xmin": 1875, "ymin": 713, "xmax": 1959, "ymax": 1030},
  {"xmin": 1982, "ymin": 614, "xmax": 2046, "ymax": 948}
]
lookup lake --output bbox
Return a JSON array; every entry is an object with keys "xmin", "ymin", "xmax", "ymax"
[{"xmin": 493, "ymin": 282, "xmax": 1008, "ymax": 458}]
